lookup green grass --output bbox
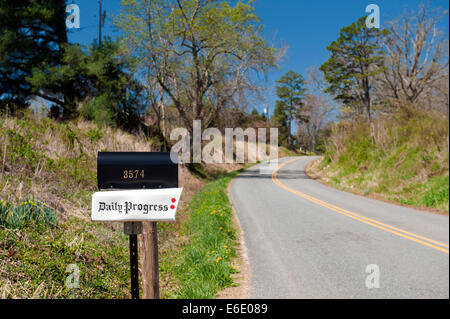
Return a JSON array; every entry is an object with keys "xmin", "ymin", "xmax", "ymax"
[
  {"xmin": 165, "ymin": 170, "xmax": 243, "ymax": 299},
  {"xmin": 1, "ymin": 114, "xmax": 98, "ymax": 200},
  {"xmin": 421, "ymin": 176, "xmax": 449, "ymax": 208},
  {"xmin": 0, "ymin": 200, "xmax": 130, "ymax": 298},
  {"xmin": 394, "ymin": 175, "xmax": 449, "ymax": 210},
  {"xmin": 0, "ymin": 113, "xmax": 247, "ymax": 299}
]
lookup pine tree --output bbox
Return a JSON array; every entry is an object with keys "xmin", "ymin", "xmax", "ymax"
[
  {"xmin": 28, "ymin": 38, "xmax": 146, "ymax": 129},
  {"xmin": 275, "ymin": 70, "xmax": 306, "ymax": 148},
  {"xmin": 0, "ymin": 0, "xmax": 67, "ymax": 112},
  {"xmin": 320, "ymin": 17, "xmax": 388, "ymax": 140},
  {"xmin": 272, "ymin": 100, "xmax": 289, "ymax": 147}
]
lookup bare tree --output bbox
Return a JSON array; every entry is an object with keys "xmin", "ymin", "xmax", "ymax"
[
  {"xmin": 296, "ymin": 94, "xmax": 332, "ymax": 152},
  {"xmin": 380, "ymin": 5, "xmax": 449, "ymax": 112},
  {"xmin": 295, "ymin": 67, "xmax": 334, "ymax": 152}
]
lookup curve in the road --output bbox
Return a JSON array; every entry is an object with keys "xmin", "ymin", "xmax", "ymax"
[
  {"xmin": 272, "ymin": 158, "xmax": 449, "ymax": 254},
  {"xmin": 229, "ymin": 156, "xmax": 449, "ymax": 298}
]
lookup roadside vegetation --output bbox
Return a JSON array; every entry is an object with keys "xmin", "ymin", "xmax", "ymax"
[
  {"xmin": 0, "ymin": 113, "xmax": 147, "ymax": 298},
  {"xmin": 309, "ymin": 109, "xmax": 449, "ymax": 213},
  {"xmin": 0, "ymin": 0, "xmax": 284, "ymax": 298},
  {"xmin": 162, "ymin": 170, "xmax": 242, "ymax": 298},
  {"xmin": 1, "ymin": 200, "xmax": 130, "ymax": 298},
  {"xmin": 0, "ymin": 113, "xmax": 206, "ymax": 298}
]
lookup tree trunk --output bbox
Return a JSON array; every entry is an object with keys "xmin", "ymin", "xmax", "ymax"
[
  {"xmin": 363, "ymin": 78, "xmax": 375, "ymax": 143},
  {"xmin": 56, "ymin": 1, "xmax": 77, "ymax": 119},
  {"xmin": 287, "ymin": 106, "xmax": 293, "ymax": 148}
]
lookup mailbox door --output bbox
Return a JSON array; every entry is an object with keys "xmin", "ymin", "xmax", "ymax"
[{"xmin": 97, "ymin": 152, "xmax": 178, "ymax": 190}]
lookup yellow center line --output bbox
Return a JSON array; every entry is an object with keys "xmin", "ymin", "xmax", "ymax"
[{"xmin": 272, "ymin": 158, "xmax": 449, "ymax": 254}]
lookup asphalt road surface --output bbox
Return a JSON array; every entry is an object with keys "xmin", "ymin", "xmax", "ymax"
[{"xmin": 229, "ymin": 157, "xmax": 449, "ymax": 299}]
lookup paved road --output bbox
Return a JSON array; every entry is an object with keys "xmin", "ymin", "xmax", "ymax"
[{"xmin": 229, "ymin": 157, "xmax": 449, "ymax": 298}]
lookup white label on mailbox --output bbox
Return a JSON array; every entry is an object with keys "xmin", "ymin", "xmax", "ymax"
[{"xmin": 91, "ymin": 188, "xmax": 183, "ymax": 222}]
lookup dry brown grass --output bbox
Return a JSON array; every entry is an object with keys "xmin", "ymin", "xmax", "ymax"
[{"xmin": 0, "ymin": 114, "xmax": 156, "ymax": 220}]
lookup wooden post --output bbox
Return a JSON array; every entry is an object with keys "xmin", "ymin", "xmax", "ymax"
[{"xmin": 140, "ymin": 221, "xmax": 159, "ymax": 299}]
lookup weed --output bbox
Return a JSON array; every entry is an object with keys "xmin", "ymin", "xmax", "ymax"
[
  {"xmin": 0, "ymin": 199, "xmax": 56, "ymax": 229},
  {"xmin": 86, "ymin": 127, "xmax": 104, "ymax": 143}
]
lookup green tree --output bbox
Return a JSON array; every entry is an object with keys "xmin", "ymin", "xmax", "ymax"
[
  {"xmin": 116, "ymin": 0, "xmax": 277, "ymax": 135},
  {"xmin": 320, "ymin": 17, "xmax": 387, "ymax": 140},
  {"xmin": 28, "ymin": 38, "xmax": 147, "ymax": 129},
  {"xmin": 0, "ymin": 0, "xmax": 67, "ymax": 112},
  {"xmin": 275, "ymin": 70, "xmax": 306, "ymax": 148},
  {"xmin": 272, "ymin": 100, "xmax": 288, "ymax": 147},
  {"xmin": 249, "ymin": 107, "xmax": 267, "ymax": 122}
]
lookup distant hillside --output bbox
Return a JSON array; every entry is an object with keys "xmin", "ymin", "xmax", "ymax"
[{"xmin": 308, "ymin": 110, "xmax": 449, "ymax": 213}]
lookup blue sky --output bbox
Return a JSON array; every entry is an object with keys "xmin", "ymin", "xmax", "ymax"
[{"xmin": 67, "ymin": 0, "xmax": 449, "ymax": 116}]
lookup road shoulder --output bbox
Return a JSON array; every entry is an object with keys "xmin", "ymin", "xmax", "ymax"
[{"xmin": 217, "ymin": 173, "xmax": 252, "ymax": 299}]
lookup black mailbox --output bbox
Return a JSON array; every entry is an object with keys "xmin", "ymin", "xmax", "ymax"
[{"xmin": 97, "ymin": 152, "xmax": 178, "ymax": 190}]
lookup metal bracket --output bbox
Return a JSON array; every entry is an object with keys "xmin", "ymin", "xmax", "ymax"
[
  {"xmin": 124, "ymin": 222, "xmax": 142, "ymax": 235},
  {"xmin": 124, "ymin": 222, "xmax": 142, "ymax": 299}
]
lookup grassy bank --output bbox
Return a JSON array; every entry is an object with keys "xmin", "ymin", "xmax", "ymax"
[
  {"xmin": 0, "ymin": 112, "xmax": 206, "ymax": 298},
  {"xmin": 0, "ymin": 113, "xmax": 135, "ymax": 298},
  {"xmin": 309, "ymin": 110, "xmax": 449, "ymax": 213},
  {"xmin": 162, "ymin": 169, "xmax": 243, "ymax": 299}
]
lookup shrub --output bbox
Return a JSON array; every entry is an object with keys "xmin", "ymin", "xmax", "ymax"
[{"xmin": 80, "ymin": 96, "xmax": 115, "ymax": 127}]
